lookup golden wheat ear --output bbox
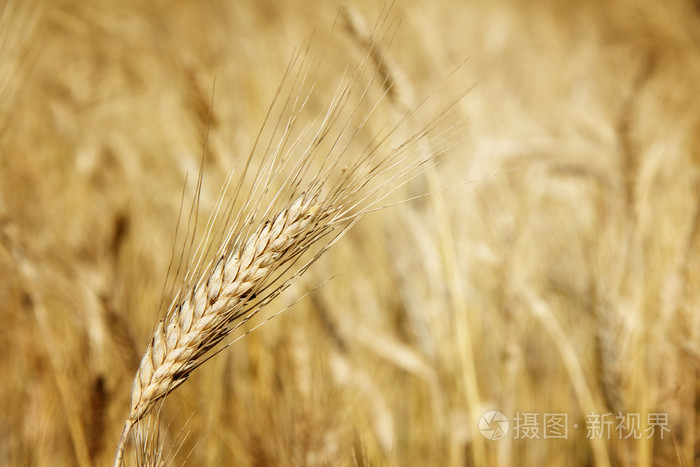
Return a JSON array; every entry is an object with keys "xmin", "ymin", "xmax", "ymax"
[
  {"xmin": 112, "ymin": 11, "xmax": 465, "ymax": 467},
  {"xmin": 127, "ymin": 192, "xmax": 323, "ymax": 423},
  {"xmin": 114, "ymin": 190, "xmax": 330, "ymax": 466}
]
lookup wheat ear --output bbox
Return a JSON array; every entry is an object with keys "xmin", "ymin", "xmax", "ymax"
[
  {"xmin": 113, "ymin": 11, "xmax": 464, "ymax": 462},
  {"xmin": 113, "ymin": 192, "xmax": 331, "ymax": 465}
]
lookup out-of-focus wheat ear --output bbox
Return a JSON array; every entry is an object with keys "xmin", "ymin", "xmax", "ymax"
[
  {"xmin": 592, "ymin": 297, "xmax": 624, "ymax": 414},
  {"xmin": 341, "ymin": 3, "xmax": 415, "ymax": 113},
  {"xmin": 0, "ymin": 0, "xmax": 42, "ymax": 130},
  {"xmin": 523, "ymin": 287, "xmax": 612, "ymax": 467},
  {"xmin": 0, "ymin": 228, "xmax": 93, "ymax": 467}
]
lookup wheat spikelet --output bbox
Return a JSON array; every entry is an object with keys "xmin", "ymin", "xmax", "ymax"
[
  {"xmin": 114, "ymin": 192, "xmax": 333, "ymax": 465},
  {"xmin": 129, "ymin": 192, "xmax": 323, "ymax": 424},
  {"xmin": 112, "ymin": 7, "xmax": 464, "ymax": 463},
  {"xmin": 113, "ymin": 101, "xmax": 458, "ymax": 465}
]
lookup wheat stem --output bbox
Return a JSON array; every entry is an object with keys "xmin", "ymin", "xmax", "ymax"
[{"xmin": 113, "ymin": 418, "xmax": 134, "ymax": 467}]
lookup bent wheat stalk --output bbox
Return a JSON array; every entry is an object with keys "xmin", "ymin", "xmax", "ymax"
[
  {"xmin": 114, "ymin": 193, "xmax": 329, "ymax": 466},
  {"xmin": 132, "ymin": 194, "xmax": 321, "ymax": 418},
  {"xmin": 113, "ymin": 14, "xmax": 463, "ymax": 466}
]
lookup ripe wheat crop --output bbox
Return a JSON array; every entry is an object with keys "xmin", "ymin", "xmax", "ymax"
[
  {"xmin": 2, "ymin": 0, "xmax": 699, "ymax": 466},
  {"xmin": 111, "ymin": 11, "xmax": 463, "ymax": 463}
]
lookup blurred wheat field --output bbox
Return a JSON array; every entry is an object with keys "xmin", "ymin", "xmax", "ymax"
[{"xmin": 1, "ymin": 0, "xmax": 700, "ymax": 466}]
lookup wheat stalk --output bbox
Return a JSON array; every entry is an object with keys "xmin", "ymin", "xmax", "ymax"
[
  {"xmin": 114, "ymin": 95, "xmax": 458, "ymax": 467},
  {"xmin": 114, "ymin": 191, "xmax": 333, "ymax": 466},
  {"xmin": 112, "ymin": 12, "xmax": 463, "ymax": 464},
  {"xmin": 131, "ymin": 193, "xmax": 321, "ymax": 417}
]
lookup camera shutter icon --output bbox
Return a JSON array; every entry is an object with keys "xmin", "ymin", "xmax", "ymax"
[{"xmin": 479, "ymin": 411, "xmax": 510, "ymax": 440}]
